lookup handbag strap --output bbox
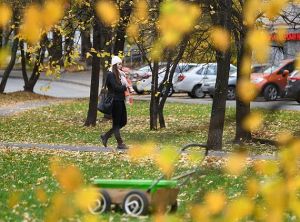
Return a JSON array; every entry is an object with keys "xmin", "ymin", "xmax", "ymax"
[{"xmin": 102, "ymin": 74, "xmax": 108, "ymax": 89}]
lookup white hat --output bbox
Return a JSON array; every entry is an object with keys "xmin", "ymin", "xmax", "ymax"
[{"xmin": 111, "ymin": 56, "xmax": 122, "ymax": 66}]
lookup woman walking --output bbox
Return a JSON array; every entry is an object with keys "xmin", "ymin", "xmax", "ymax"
[{"xmin": 100, "ymin": 56, "xmax": 129, "ymax": 149}]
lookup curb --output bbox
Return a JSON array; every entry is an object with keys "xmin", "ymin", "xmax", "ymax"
[{"xmin": 0, "ymin": 75, "xmax": 91, "ymax": 87}]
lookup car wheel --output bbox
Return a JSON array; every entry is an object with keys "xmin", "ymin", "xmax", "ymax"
[
  {"xmin": 296, "ymin": 95, "xmax": 300, "ymax": 104},
  {"xmin": 192, "ymin": 85, "xmax": 205, "ymax": 98},
  {"xmin": 133, "ymin": 85, "xmax": 144, "ymax": 95},
  {"xmin": 227, "ymin": 86, "xmax": 236, "ymax": 100},
  {"xmin": 169, "ymin": 201, "xmax": 178, "ymax": 213},
  {"xmin": 263, "ymin": 85, "xmax": 278, "ymax": 101},
  {"xmin": 122, "ymin": 191, "xmax": 149, "ymax": 216},
  {"xmin": 188, "ymin": 92, "xmax": 196, "ymax": 98},
  {"xmin": 209, "ymin": 94, "xmax": 214, "ymax": 98},
  {"xmin": 88, "ymin": 190, "xmax": 111, "ymax": 214},
  {"xmin": 161, "ymin": 86, "xmax": 174, "ymax": 97}
]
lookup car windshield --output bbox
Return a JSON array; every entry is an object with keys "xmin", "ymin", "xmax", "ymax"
[
  {"xmin": 263, "ymin": 63, "xmax": 283, "ymax": 74},
  {"xmin": 138, "ymin": 66, "xmax": 149, "ymax": 71}
]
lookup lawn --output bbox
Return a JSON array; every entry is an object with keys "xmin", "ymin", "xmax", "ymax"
[
  {"xmin": 1, "ymin": 95, "xmax": 300, "ymax": 221},
  {"xmin": 0, "ymin": 148, "xmax": 249, "ymax": 221},
  {"xmin": 0, "ymin": 98, "xmax": 300, "ymax": 154}
]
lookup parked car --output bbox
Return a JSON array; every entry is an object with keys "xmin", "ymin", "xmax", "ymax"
[
  {"xmin": 251, "ymin": 59, "xmax": 295, "ymax": 101},
  {"xmin": 206, "ymin": 72, "xmax": 237, "ymax": 100},
  {"xmin": 134, "ymin": 63, "xmax": 199, "ymax": 96},
  {"xmin": 251, "ymin": 63, "xmax": 269, "ymax": 73},
  {"xmin": 204, "ymin": 64, "xmax": 269, "ymax": 100},
  {"xmin": 173, "ymin": 63, "xmax": 237, "ymax": 98},
  {"xmin": 285, "ymin": 70, "xmax": 300, "ymax": 103},
  {"xmin": 129, "ymin": 63, "xmax": 167, "ymax": 82}
]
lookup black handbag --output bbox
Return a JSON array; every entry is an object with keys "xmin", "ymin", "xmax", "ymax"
[{"xmin": 97, "ymin": 78, "xmax": 113, "ymax": 115}]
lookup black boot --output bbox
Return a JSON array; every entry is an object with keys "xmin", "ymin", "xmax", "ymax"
[
  {"xmin": 100, "ymin": 129, "xmax": 113, "ymax": 147},
  {"xmin": 114, "ymin": 128, "xmax": 128, "ymax": 149}
]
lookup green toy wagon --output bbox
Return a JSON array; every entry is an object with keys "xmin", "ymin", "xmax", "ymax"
[{"xmin": 89, "ymin": 144, "xmax": 208, "ymax": 216}]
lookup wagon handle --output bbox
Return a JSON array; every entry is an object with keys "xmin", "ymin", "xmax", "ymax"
[
  {"xmin": 147, "ymin": 144, "xmax": 208, "ymax": 193},
  {"xmin": 181, "ymin": 143, "xmax": 209, "ymax": 156},
  {"xmin": 146, "ymin": 175, "xmax": 164, "ymax": 193},
  {"xmin": 172, "ymin": 170, "xmax": 196, "ymax": 180}
]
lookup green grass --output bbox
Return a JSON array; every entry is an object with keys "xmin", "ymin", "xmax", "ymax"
[
  {"xmin": 0, "ymin": 148, "xmax": 249, "ymax": 221},
  {"xmin": 0, "ymin": 99, "xmax": 300, "ymax": 154},
  {"xmin": 1, "ymin": 99, "xmax": 300, "ymax": 220}
]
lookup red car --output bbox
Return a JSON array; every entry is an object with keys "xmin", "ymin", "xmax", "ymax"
[{"xmin": 251, "ymin": 59, "xmax": 295, "ymax": 101}]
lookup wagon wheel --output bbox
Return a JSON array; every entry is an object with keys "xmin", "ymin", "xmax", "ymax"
[
  {"xmin": 169, "ymin": 201, "xmax": 178, "ymax": 213},
  {"xmin": 122, "ymin": 191, "xmax": 149, "ymax": 216},
  {"xmin": 88, "ymin": 190, "xmax": 111, "ymax": 214}
]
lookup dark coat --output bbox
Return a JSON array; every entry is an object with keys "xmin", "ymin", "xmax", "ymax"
[
  {"xmin": 106, "ymin": 71, "xmax": 127, "ymax": 128},
  {"xmin": 106, "ymin": 71, "xmax": 126, "ymax": 101}
]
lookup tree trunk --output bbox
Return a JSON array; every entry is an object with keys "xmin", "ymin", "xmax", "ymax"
[
  {"xmin": 158, "ymin": 37, "xmax": 189, "ymax": 128},
  {"xmin": 207, "ymin": 0, "xmax": 232, "ymax": 150},
  {"xmin": 235, "ymin": 32, "xmax": 252, "ymax": 142},
  {"xmin": 150, "ymin": 62, "xmax": 159, "ymax": 130},
  {"xmin": 0, "ymin": 28, "xmax": 2, "ymax": 48},
  {"xmin": 81, "ymin": 29, "xmax": 92, "ymax": 66},
  {"xmin": 84, "ymin": 18, "xmax": 102, "ymax": 126},
  {"xmin": 23, "ymin": 43, "xmax": 46, "ymax": 92},
  {"xmin": 0, "ymin": 37, "xmax": 19, "ymax": 93},
  {"xmin": 51, "ymin": 30, "xmax": 63, "ymax": 66},
  {"xmin": 113, "ymin": 0, "xmax": 132, "ymax": 55},
  {"xmin": 20, "ymin": 40, "xmax": 29, "ymax": 86},
  {"xmin": 64, "ymin": 30, "xmax": 75, "ymax": 63}
]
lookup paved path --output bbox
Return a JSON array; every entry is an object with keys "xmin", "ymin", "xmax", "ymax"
[
  {"xmin": 134, "ymin": 94, "xmax": 300, "ymax": 111},
  {"xmin": 0, "ymin": 99, "xmax": 69, "ymax": 116},
  {"xmin": 0, "ymin": 141, "xmax": 277, "ymax": 160}
]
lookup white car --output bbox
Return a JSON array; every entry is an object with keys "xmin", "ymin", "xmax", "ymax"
[
  {"xmin": 130, "ymin": 63, "xmax": 167, "ymax": 82},
  {"xmin": 173, "ymin": 63, "xmax": 237, "ymax": 98},
  {"xmin": 135, "ymin": 63, "xmax": 199, "ymax": 96}
]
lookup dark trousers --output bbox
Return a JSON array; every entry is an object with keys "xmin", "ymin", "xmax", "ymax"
[{"xmin": 103, "ymin": 100, "xmax": 127, "ymax": 145}]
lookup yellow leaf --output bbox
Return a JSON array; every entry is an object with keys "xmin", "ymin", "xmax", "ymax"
[
  {"xmin": 224, "ymin": 153, "xmax": 247, "ymax": 175},
  {"xmin": 134, "ymin": 0, "xmax": 148, "ymax": 21},
  {"xmin": 81, "ymin": 214, "xmax": 102, "ymax": 222},
  {"xmin": 210, "ymin": 27, "xmax": 230, "ymax": 52},
  {"xmin": 276, "ymin": 130, "xmax": 293, "ymax": 145},
  {"xmin": 0, "ymin": 4, "xmax": 12, "ymax": 27},
  {"xmin": 225, "ymin": 197, "xmax": 254, "ymax": 221},
  {"xmin": 36, "ymin": 188, "xmax": 48, "ymax": 203},
  {"xmin": 275, "ymin": 26, "xmax": 287, "ymax": 44},
  {"xmin": 0, "ymin": 47, "xmax": 10, "ymax": 68},
  {"xmin": 204, "ymin": 191, "xmax": 226, "ymax": 214},
  {"xmin": 263, "ymin": 0, "xmax": 288, "ymax": 20},
  {"xmin": 42, "ymin": 0, "xmax": 64, "ymax": 32},
  {"xmin": 50, "ymin": 158, "xmax": 83, "ymax": 192},
  {"xmin": 237, "ymin": 79, "xmax": 258, "ymax": 102},
  {"xmin": 254, "ymin": 160, "xmax": 279, "ymax": 176},
  {"xmin": 128, "ymin": 142, "xmax": 156, "ymax": 162},
  {"xmin": 246, "ymin": 178, "xmax": 259, "ymax": 198},
  {"xmin": 150, "ymin": 42, "xmax": 163, "ymax": 61},
  {"xmin": 190, "ymin": 204, "xmax": 210, "ymax": 222},
  {"xmin": 242, "ymin": 111, "xmax": 263, "ymax": 132},
  {"xmin": 7, "ymin": 191, "xmax": 20, "ymax": 208},
  {"xmin": 96, "ymin": 0, "xmax": 120, "ymax": 26},
  {"xmin": 243, "ymin": 0, "xmax": 262, "ymax": 27},
  {"xmin": 155, "ymin": 146, "xmax": 179, "ymax": 177},
  {"xmin": 158, "ymin": 2, "xmax": 201, "ymax": 47},
  {"xmin": 20, "ymin": 4, "xmax": 42, "ymax": 44},
  {"xmin": 126, "ymin": 23, "xmax": 139, "ymax": 41},
  {"xmin": 247, "ymin": 29, "xmax": 270, "ymax": 63},
  {"xmin": 74, "ymin": 187, "xmax": 99, "ymax": 211},
  {"xmin": 187, "ymin": 150, "xmax": 205, "ymax": 164},
  {"xmin": 289, "ymin": 196, "xmax": 300, "ymax": 218},
  {"xmin": 295, "ymin": 53, "xmax": 300, "ymax": 69},
  {"xmin": 241, "ymin": 56, "xmax": 252, "ymax": 77}
]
